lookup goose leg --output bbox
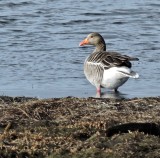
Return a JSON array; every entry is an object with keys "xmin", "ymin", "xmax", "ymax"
[{"xmin": 96, "ymin": 87, "xmax": 101, "ymax": 97}]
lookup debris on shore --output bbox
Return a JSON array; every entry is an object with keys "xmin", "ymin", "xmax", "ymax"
[{"xmin": 0, "ymin": 96, "xmax": 160, "ymax": 158}]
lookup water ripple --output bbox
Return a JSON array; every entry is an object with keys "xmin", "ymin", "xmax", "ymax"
[{"xmin": 0, "ymin": 0, "xmax": 159, "ymax": 98}]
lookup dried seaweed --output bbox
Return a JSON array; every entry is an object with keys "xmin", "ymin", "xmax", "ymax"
[{"xmin": 0, "ymin": 96, "xmax": 160, "ymax": 157}]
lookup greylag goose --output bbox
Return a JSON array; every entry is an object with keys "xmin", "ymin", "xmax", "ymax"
[{"xmin": 79, "ymin": 32, "xmax": 139, "ymax": 96}]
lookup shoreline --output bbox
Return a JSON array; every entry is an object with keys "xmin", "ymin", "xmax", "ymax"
[{"xmin": 0, "ymin": 96, "xmax": 160, "ymax": 157}]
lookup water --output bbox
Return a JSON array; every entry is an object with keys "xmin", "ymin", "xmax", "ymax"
[{"xmin": 0, "ymin": 0, "xmax": 159, "ymax": 98}]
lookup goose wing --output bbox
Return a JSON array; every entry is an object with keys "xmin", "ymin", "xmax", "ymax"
[{"xmin": 102, "ymin": 51, "xmax": 139, "ymax": 68}]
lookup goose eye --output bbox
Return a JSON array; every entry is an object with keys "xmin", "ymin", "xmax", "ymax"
[{"xmin": 90, "ymin": 36, "xmax": 93, "ymax": 38}]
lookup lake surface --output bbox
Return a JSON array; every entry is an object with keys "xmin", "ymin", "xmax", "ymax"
[{"xmin": 0, "ymin": 0, "xmax": 160, "ymax": 98}]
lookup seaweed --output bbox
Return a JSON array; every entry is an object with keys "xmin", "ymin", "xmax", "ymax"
[{"xmin": 0, "ymin": 96, "xmax": 159, "ymax": 157}]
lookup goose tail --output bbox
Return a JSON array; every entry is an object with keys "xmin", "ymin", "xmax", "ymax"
[{"xmin": 118, "ymin": 69, "xmax": 139, "ymax": 79}]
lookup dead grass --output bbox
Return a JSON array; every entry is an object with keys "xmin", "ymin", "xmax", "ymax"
[{"xmin": 0, "ymin": 96, "xmax": 160, "ymax": 158}]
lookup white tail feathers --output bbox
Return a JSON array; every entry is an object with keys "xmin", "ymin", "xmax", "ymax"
[
  {"xmin": 130, "ymin": 71, "xmax": 139, "ymax": 79},
  {"xmin": 118, "ymin": 70, "xmax": 139, "ymax": 79},
  {"xmin": 117, "ymin": 67, "xmax": 139, "ymax": 79}
]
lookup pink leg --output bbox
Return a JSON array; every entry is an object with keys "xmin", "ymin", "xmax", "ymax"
[{"xmin": 96, "ymin": 87, "xmax": 101, "ymax": 97}]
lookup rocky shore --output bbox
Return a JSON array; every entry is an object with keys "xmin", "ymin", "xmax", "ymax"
[{"xmin": 0, "ymin": 96, "xmax": 160, "ymax": 158}]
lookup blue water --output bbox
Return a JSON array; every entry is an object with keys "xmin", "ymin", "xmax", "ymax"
[{"xmin": 0, "ymin": 0, "xmax": 159, "ymax": 98}]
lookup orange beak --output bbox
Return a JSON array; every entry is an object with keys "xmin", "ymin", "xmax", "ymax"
[{"xmin": 79, "ymin": 38, "xmax": 89, "ymax": 46}]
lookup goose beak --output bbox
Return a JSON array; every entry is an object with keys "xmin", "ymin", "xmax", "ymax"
[{"xmin": 79, "ymin": 38, "xmax": 89, "ymax": 46}]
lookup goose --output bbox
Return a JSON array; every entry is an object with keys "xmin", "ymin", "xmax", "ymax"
[{"xmin": 79, "ymin": 32, "xmax": 139, "ymax": 96}]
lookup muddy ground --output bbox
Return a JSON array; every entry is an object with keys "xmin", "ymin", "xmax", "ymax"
[{"xmin": 0, "ymin": 96, "xmax": 160, "ymax": 158}]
